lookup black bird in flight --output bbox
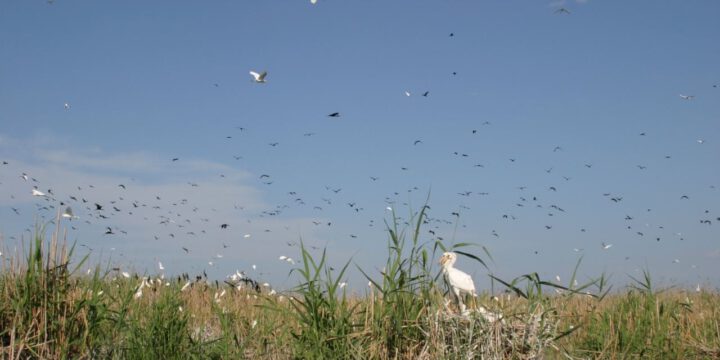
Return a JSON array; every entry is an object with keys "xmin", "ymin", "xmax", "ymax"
[{"xmin": 327, "ymin": 112, "xmax": 340, "ymax": 118}]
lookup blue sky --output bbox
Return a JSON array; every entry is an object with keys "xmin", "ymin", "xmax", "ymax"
[{"xmin": 1, "ymin": 0, "xmax": 718, "ymax": 292}]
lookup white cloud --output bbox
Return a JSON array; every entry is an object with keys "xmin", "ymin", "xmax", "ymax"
[{"xmin": 0, "ymin": 136, "xmax": 331, "ymax": 286}]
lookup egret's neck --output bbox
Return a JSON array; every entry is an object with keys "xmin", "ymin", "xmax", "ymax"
[{"xmin": 440, "ymin": 263, "xmax": 452, "ymax": 273}]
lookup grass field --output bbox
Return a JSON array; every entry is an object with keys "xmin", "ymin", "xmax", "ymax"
[{"xmin": 1, "ymin": 215, "xmax": 718, "ymax": 359}]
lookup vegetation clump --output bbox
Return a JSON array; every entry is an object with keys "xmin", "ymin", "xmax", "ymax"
[{"xmin": 1, "ymin": 214, "xmax": 718, "ymax": 359}]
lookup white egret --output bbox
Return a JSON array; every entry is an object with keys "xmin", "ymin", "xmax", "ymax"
[
  {"xmin": 249, "ymin": 70, "xmax": 267, "ymax": 83},
  {"xmin": 439, "ymin": 252, "xmax": 476, "ymax": 314}
]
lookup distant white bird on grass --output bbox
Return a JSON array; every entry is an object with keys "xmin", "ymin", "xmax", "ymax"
[
  {"xmin": 439, "ymin": 252, "xmax": 476, "ymax": 314},
  {"xmin": 249, "ymin": 70, "xmax": 267, "ymax": 83}
]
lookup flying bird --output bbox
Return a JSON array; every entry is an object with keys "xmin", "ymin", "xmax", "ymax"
[
  {"xmin": 31, "ymin": 189, "xmax": 46, "ymax": 197},
  {"xmin": 678, "ymin": 94, "xmax": 695, "ymax": 100},
  {"xmin": 61, "ymin": 207, "xmax": 77, "ymax": 219},
  {"xmin": 439, "ymin": 252, "xmax": 476, "ymax": 314},
  {"xmin": 249, "ymin": 71, "xmax": 267, "ymax": 83},
  {"xmin": 327, "ymin": 112, "xmax": 341, "ymax": 118}
]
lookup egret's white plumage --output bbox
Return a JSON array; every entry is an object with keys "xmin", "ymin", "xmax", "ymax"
[
  {"xmin": 439, "ymin": 252, "xmax": 476, "ymax": 313},
  {"xmin": 249, "ymin": 70, "xmax": 267, "ymax": 83}
]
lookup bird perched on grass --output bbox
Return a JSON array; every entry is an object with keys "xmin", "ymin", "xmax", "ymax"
[{"xmin": 439, "ymin": 252, "xmax": 476, "ymax": 314}]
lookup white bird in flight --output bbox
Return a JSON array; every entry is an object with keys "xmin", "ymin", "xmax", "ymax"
[
  {"xmin": 249, "ymin": 70, "xmax": 267, "ymax": 83},
  {"xmin": 679, "ymin": 94, "xmax": 695, "ymax": 100},
  {"xmin": 61, "ymin": 206, "xmax": 77, "ymax": 219},
  {"xmin": 279, "ymin": 255, "xmax": 295, "ymax": 264},
  {"xmin": 31, "ymin": 188, "xmax": 46, "ymax": 197},
  {"xmin": 439, "ymin": 252, "xmax": 476, "ymax": 314},
  {"xmin": 601, "ymin": 242, "xmax": 613, "ymax": 250}
]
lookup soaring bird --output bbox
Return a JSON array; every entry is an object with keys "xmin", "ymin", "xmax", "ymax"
[
  {"xmin": 439, "ymin": 252, "xmax": 476, "ymax": 314},
  {"xmin": 31, "ymin": 188, "xmax": 46, "ymax": 197},
  {"xmin": 249, "ymin": 71, "xmax": 267, "ymax": 83},
  {"xmin": 61, "ymin": 206, "xmax": 77, "ymax": 219}
]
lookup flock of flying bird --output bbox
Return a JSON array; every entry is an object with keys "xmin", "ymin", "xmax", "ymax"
[
  {"xmin": 2, "ymin": 71, "xmax": 716, "ymax": 293},
  {"xmin": 1, "ymin": 3, "xmax": 718, "ymax": 296}
]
